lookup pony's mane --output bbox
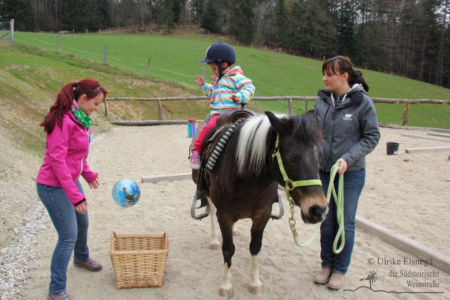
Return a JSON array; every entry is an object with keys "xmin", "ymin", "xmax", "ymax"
[{"xmin": 236, "ymin": 113, "xmax": 322, "ymax": 176}]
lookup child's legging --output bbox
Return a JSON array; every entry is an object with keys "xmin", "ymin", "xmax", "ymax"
[{"xmin": 192, "ymin": 114, "xmax": 219, "ymax": 153}]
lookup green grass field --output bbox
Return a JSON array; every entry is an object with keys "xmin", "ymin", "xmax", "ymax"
[{"xmin": 10, "ymin": 32, "xmax": 450, "ymax": 128}]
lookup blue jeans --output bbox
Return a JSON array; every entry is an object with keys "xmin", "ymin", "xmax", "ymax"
[
  {"xmin": 36, "ymin": 181, "xmax": 89, "ymax": 293},
  {"xmin": 319, "ymin": 169, "xmax": 365, "ymax": 275}
]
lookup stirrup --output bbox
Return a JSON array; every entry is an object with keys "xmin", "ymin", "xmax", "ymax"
[
  {"xmin": 271, "ymin": 193, "xmax": 284, "ymax": 220},
  {"xmin": 190, "ymin": 193, "xmax": 210, "ymax": 220}
]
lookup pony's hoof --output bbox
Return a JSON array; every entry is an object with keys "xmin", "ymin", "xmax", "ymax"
[
  {"xmin": 209, "ymin": 243, "xmax": 221, "ymax": 250},
  {"xmin": 248, "ymin": 285, "xmax": 263, "ymax": 295},
  {"xmin": 219, "ymin": 287, "xmax": 234, "ymax": 299}
]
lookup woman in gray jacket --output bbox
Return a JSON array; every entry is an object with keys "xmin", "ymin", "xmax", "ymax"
[{"xmin": 313, "ymin": 56, "xmax": 380, "ymax": 289}]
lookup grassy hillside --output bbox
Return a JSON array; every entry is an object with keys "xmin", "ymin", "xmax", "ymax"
[
  {"xmin": 0, "ymin": 42, "xmax": 212, "ymax": 247},
  {"xmin": 14, "ymin": 32, "xmax": 450, "ymax": 129}
]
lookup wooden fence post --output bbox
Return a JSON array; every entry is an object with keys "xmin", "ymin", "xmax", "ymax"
[
  {"xmin": 148, "ymin": 59, "xmax": 151, "ymax": 75},
  {"xmin": 305, "ymin": 100, "xmax": 308, "ymax": 112},
  {"xmin": 288, "ymin": 98, "xmax": 293, "ymax": 116},
  {"xmin": 103, "ymin": 45, "xmax": 107, "ymax": 63},
  {"xmin": 10, "ymin": 19, "xmax": 14, "ymax": 44},
  {"xmin": 56, "ymin": 35, "xmax": 59, "ymax": 53},
  {"xmin": 201, "ymin": 67, "xmax": 205, "ymax": 79},
  {"xmin": 104, "ymin": 99, "xmax": 109, "ymax": 118},
  {"xmin": 402, "ymin": 102, "xmax": 409, "ymax": 126},
  {"xmin": 157, "ymin": 99, "xmax": 163, "ymax": 120}
]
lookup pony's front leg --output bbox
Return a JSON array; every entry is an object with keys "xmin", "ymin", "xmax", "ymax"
[
  {"xmin": 248, "ymin": 216, "xmax": 270, "ymax": 295},
  {"xmin": 218, "ymin": 212, "xmax": 235, "ymax": 299},
  {"xmin": 249, "ymin": 254, "xmax": 262, "ymax": 295},
  {"xmin": 207, "ymin": 196, "xmax": 220, "ymax": 250}
]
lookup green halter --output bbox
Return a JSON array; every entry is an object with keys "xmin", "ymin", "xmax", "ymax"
[
  {"xmin": 272, "ymin": 134, "xmax": 345, "ymax": 253},
  {"xmin": 272, "ymin": 134, "xmax": 322, "ymax": 208}
]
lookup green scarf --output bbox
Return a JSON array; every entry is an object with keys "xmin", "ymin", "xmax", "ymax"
[{"xmin": 72, "ymin": 100, "xmax": 93, "ymax": 129}]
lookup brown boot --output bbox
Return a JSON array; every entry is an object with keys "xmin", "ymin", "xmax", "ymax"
[
  {"xmin": 327, "ymin": 273, "xmax": 345, "ymax": 290},
  {"xmin": 313, "ymin": 268, "xmax": 332, "ymax": 284},
  {"xmin": 73, "ymin": 257, "xmax": 103, "ymax": 272}
]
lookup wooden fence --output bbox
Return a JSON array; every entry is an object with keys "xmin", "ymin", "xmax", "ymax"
[{"xmin": 104, "ymin": 96, "xmax": 450, "ymax": 126}]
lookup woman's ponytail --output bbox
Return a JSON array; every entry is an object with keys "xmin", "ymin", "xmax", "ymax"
[
  {"xmin": 348, "ymin": 70, "xmax": 369, "ymax": 92},
  {"xmin": 40, "ymin": 83, "xmax": 76, "ymax": 134}
]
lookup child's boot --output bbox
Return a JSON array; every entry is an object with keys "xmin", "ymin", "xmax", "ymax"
[{"xmin": 190, "ymin": 151, "xmax": 201, "ymax": 170}]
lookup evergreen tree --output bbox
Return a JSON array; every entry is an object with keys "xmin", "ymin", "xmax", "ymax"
[
  {"xmin": 159, "ymin": 0, "xmax": 175, "ymax": 29},
  {"xmin": 171, "ymin": 0, "xmax": 186, "ymax": 24},
  {"xmin": 228, "ymin": 0, "xmax": 256, "ymax": 44},
  {"xmin": 288, "ymin": 0, "xmax": 335, "ymax": 57},
  {"xmin": 274, "ymin": 0, "xmax": 288, "ymax": 47},
  {"xmin": 337, "ymin": 1, "xmax": 356, "ymax": 57},
  {"xmin": 200, "ymin": 0, "xmax": 220, "ymax": 33},
  {"xmin": 0, "ymin": 0, "xmax": 33, "ymax": 31},
  {"xmin": 191, "ymin": 0, "xmax": 205, "ymax": 24}
]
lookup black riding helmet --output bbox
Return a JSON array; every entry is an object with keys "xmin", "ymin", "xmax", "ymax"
[{"xmin": 200, "ymin": 42, "xmax": 236, "ymax": 79}]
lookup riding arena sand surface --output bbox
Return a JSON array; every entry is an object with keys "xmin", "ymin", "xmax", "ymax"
[{"xmin": 25, "ymin": 124, "xmax": 450, "ymax": 300}]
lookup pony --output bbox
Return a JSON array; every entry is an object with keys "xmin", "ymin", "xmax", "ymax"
[{"xmin": 193, "ymin": 111, "xmax": 328, "ymax": 298}]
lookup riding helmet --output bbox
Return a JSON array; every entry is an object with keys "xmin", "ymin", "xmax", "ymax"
[{"xmin": 200, "ymin": 42, "xmax": 236, "ymax": 65}]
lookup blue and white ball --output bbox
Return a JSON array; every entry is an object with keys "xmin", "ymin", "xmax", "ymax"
[{"xmin": 112, "ymin": 179, "xmax": 140, "ymax": 207}]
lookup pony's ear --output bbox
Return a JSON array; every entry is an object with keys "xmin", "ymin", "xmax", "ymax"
[
  {"xmin": 305, "ymin": 109, "xmax": 319, "ymax": 125},
  {"xmin": 265, "ymin": 111, "xmax": 289, "ymax": 135},
  {"xmin": 306, "ymin": 109, "xmax": 315, "ymax": 119}
]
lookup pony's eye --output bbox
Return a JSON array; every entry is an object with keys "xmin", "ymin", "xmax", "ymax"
[{"xmin": 287, "ymin": 156, "xmax": 296, "ymax": 164}]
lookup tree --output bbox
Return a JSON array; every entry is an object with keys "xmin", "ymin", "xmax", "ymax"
[
  {"xmin": 228, "ymin": 0, "xmax": 256, "ymax": 44},
  {"xmin": 171, "ymin": 0, "xmax": 186, "ymax": 25},
  {"xmin": 0, "ymin": 0, "xmax": 33, "ymax": 31},
  {"xmin": 191, "ymin": 0, "xmax": 205, "ymax": 24},
  {"xmin": 287, "ymin": 0, "xmax": 335, "ymax": 57},
  {"xmin": 337, "ymin": 1, "xmax": 356, "ymax": 57},
  {"xmin": 274, "ymin": 0, "xmax": 288, "ymax": 47},
  {"xmin": 254, "ymin": 0, "xmax": 275, "ymax": 44},
  {"xmin": 200, "ymin": 0, "xmax": 220, "ymax": 33},
  {"xmin": 437, "ymin": 0, "xmax": 449, "ymax": 85}
]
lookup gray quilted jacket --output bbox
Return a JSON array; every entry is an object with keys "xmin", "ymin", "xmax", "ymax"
[{"xmin": 314, "ymin": 84, "xmax": 381, "ymax": 172}]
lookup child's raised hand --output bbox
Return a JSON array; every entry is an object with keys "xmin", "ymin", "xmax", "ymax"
[
  {"xmin": 195, "ymin": 75, "xmax": 205, "ymax": 87},
  {"xmin": 231, "ymin": 94, "xmax": 240, "ymax": 103}
]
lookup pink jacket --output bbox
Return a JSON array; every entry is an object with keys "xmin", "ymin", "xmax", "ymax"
[{"xmin": 36, "ymin": 110, "xmax": 98, "ymax": 206}]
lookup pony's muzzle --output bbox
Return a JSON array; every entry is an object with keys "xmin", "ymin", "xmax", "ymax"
[{"xmin": 301, "ymin": 205, "xmax": 328, "ymax": 224}]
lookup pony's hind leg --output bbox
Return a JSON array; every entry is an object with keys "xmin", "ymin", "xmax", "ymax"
[
  {"xmin": 248, "ymin": 215, "xmax": 270, "ymax": 295},
  {"xmin": 207, "ymin": 196, "xmax": 220, "ymax": 250},
  {"xmin": 217, "ymin": 212, "xmax": 236, "ymax": 299}
]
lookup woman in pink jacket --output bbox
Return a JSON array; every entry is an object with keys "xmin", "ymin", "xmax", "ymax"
[{"xmin": 36, "ymin": 78, "xmax": 107, "ymax": 300}]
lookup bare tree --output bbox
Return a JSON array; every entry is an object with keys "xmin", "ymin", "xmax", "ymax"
[
  {"xmin": 437, "ymin": 0, "xmax": 449, "ymax": 85},
  {"xmin": 254, "ymin": 0, "xmax": 275, "ymax": 43}
]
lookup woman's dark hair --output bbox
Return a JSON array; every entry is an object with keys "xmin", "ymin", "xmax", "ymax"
[
  {"xmin": 322, "ymin": 56, "xmax": 369, "ymax": 92},
  {"xmin": 40, "ymin": 78, "xmax": 108, "ymax": 134}
]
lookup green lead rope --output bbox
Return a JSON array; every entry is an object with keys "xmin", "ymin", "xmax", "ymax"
[{"xmin": 286, "ymin": 163, "xmax": 345, "ymax": 254}]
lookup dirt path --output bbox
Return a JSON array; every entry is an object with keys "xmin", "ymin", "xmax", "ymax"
[{"xmin": 24, "ymin": 124, "xmax": 450, "ymax": 299}]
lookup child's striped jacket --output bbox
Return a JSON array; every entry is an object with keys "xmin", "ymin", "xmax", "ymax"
[{"xmin": 200, "ymin": 66, "xmax": 255, "ymax": 115}]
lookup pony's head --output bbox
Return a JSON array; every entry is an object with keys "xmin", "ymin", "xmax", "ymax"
[{"xmin": 266, "ymin": 111, "xmax": 328, "ymax": 224}]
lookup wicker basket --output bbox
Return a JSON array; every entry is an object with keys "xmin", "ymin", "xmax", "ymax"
[{"xmin": 109, "ymin": 231, "xmax": 169, "ymax": 289}]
